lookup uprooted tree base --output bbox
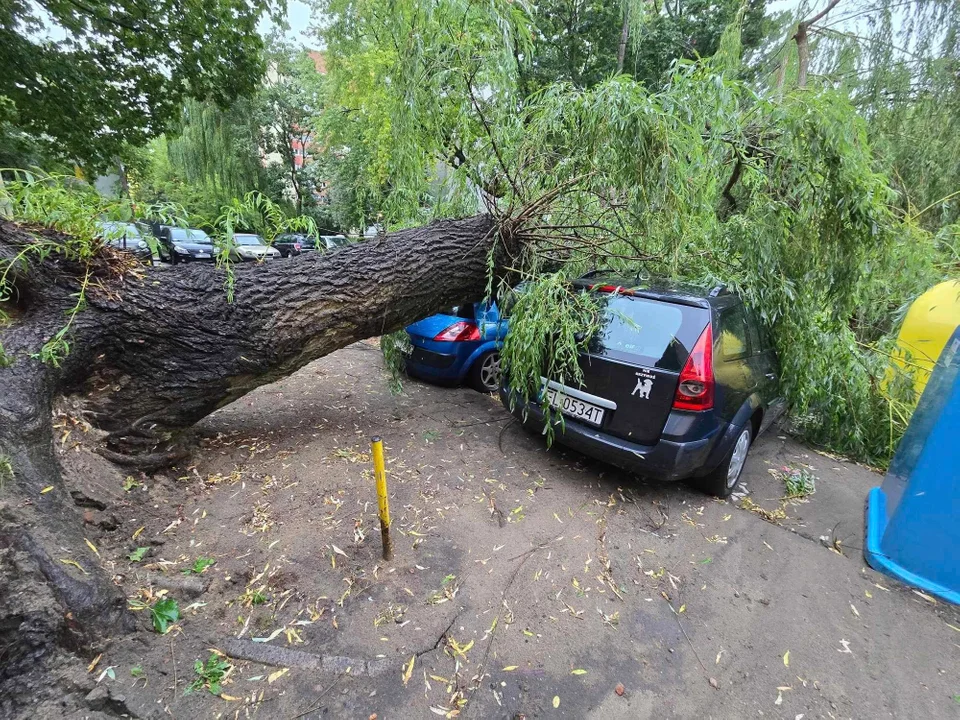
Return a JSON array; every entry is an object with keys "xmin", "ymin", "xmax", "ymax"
[{"xmin": 0, "ymin": 214, "xmax": 504, "ymax": 713}]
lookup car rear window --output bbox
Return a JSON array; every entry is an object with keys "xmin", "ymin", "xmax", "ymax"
[
  {"xmin": 171, "ymin": 228, "xmax": 212, "ymax": 244},
  {"xmin": 589, "ymin": 295, "xmax": 710, "ymax": 371}
]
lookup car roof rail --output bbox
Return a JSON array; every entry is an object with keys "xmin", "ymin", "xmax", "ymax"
[{"xmin": 708, "ymin": 284, "xmax": 729, "ymax": 297}]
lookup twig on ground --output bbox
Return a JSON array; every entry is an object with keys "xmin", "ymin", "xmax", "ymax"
[
  {"xmin": 662, "ymin": 594, "xmax": 708, "ymax": 675},
  {"xmin": 169, "ymin": 637, "xmax": 177, "ymax": 698},
  {"xmin": 497, "ymin": 419, "xmax": 517, "ymax": 454},
  {"xmin": 452, "ymin": 416, "xmax": 512, "ymax": 429},
  {"xmin": 290, "ymin": 674, "xmax": 345, "ymax": 719},
  {"xmin": 465, "ymin": 537, "xmax": 560, "ymax": 717}
]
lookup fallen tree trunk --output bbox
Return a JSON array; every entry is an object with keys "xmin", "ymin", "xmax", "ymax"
[{"xmin": 0, "ymin": 213, "xmax": 502, "ymax": 707}]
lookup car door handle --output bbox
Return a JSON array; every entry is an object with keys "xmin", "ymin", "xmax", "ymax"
[{"xmin": 765, "ymin": 373, "xmax": 777, "ymax": 380}]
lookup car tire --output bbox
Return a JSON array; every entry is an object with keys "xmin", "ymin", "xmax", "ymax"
[
  {"xmin": 695, "ymin": 424, "xmax": 752, "ymax": 498},
  {"xmin": 469, "ymin": 351, "xmax": 501, "ymax": 393}
]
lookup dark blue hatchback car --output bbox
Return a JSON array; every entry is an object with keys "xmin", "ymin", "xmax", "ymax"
[
  {"xmin": 501, "ymin": 276, "xmax": 785, "ymax": 497},
  {"xmin": 403, "ymin": 302, "xmax": 507, "ymax": 392}
]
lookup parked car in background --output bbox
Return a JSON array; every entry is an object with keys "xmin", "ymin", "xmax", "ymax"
[
  {"xmin": 299, "ymin": 234, "xmax": 350, "ymax": 252},
  {"xmin": 322, "ymin": 234, "xmax": 350, "ymax": 251},
  {"xmin": 500, "ymin": 275, "xmax": 785, "ymax": 497},
  {"xmin": 95, "ymin": 221, "xmax": 152, "ymax": 263},
  {"xmin": 156, "ymin": 226, "xmax": 217, "ymax": 263},
  {"xmin": 273, "ymin": 233, "xmax": 304, "ymax": 258},
  {"xmin": 229, "ymin": 233, "xmax": 281, "ymax": 262},
  {"xmin": 403, "ymin": 302, "xmax": 507, "ymax": 393}
]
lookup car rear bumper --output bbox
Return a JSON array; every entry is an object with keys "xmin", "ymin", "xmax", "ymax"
[
  {"xmin": 500, "ymin": 389, "xmax": 725, "ymax": 482},
  {"xmin": 403, "ymin": 346, "xmax": 463, "ymax": 383}
]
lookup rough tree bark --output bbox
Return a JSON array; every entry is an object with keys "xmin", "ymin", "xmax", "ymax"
[{"xmin": 0, "ymin": 213, "xmax": 503, "ymax": 701}]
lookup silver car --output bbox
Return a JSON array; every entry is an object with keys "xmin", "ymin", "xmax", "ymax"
[{"xmin": 229, "ymin": 233, "xmax": 282, "ymax": 262}]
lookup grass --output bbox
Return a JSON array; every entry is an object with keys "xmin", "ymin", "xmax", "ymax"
[
  {"xmin": 186, "ymin": 653, "xmax": 232, "ymax": 696},
  {"xmin": 778, "ymin": 466, "xmax": 818, "ymax": 498},
  {"xmin": 182, "ymin": 556, "xmax": 216, "ymax": 575}
]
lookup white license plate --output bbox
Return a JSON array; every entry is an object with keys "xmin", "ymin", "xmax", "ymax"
[
  {"xmin": 545, "ymin": 388, "xmax": 605, "ymax": 426},
  {"xmin": 195, "ymin": 252, "xmax": 209, "ymax": 258}
]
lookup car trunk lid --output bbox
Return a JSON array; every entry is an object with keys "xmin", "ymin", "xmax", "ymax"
[{"xmin": 550, "ymin": 294, "xmax": 710, "ymax": 446}]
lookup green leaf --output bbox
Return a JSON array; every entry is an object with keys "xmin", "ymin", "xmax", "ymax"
[
  {"xmin": 151, "ymin": 597, "xmax": 180, "ymax": 634},
  {"xmin": 182, "ymin": 556, "xmax": 216, "ymax": 575},
  {"xmin": 128, "ymin": 547, "xmax": 149, "ymax": 562}
]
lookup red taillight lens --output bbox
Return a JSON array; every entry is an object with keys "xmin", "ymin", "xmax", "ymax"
[
  {"xmin": 433, "ymin": 321, "xmax": 481, "ymax": 342},
  {"xmin": 590, "ymin": 284, "xmax": 635, "ymax": 296},
  {"xmin": 294, "ymin": 242, "xmax": 302, "ymax": 250},
  {"xmin": 673, "ymin": 324, "xmax": 714, "ymax": 411}
]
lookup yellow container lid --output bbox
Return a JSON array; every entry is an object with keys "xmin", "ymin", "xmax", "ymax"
[{"xmin": 889, "ymin": 280, "xmax": 960, "ymax": 395}]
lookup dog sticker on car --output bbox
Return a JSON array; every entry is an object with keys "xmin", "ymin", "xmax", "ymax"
[{"xmin": 631, "ymin": 370, "xmax": 657, "ymax": 399}]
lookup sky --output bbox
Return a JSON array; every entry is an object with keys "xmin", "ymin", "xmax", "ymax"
[{"xmin": 259, "ymin": 0, "xmax": 318, "ymax": 47}]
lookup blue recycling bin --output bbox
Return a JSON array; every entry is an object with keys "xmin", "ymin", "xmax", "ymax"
[{"xmin": 865, "ymin": 326, "xmax": 960, "ymax": 604}]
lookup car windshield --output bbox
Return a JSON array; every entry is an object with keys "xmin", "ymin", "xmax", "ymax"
[
  {"xmin": 170, "ymin": 227, "xmax": 212, "ymax": 244},
  {"xmin": 323, "ymin": 235, "xmax": 348, "ymax": 247},
  {"xmin": 235, "ymin": 234, "xmax": 265, "ymax": 246},
  {"xmin": 589, "ymin": 296, "xmax": 694, "ymax": 372},
  {"xmin": 97, "ymin": 221, "xmax": 141, "ymax": 239}
]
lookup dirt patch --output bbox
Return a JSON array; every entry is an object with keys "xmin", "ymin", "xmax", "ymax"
[{"xmin": 19, "ymin": 342, "xmax": 960, "ymax": 719}]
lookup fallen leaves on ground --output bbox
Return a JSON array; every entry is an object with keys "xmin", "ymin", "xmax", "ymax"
[
  {"xmin": 402, "ymin": 655, "xmax": 415, "ymax": 686},
  {"xmin": 60, "ymin": 558, "xmax": 88, "ymax": 574},
  {"xmin": 85, "ymin": 538, "xmax": 100, "ymax": 558}
]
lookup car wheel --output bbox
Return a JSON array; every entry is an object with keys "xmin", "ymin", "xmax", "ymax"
[
  {"xmin": 695, "ymin": 424, "xmax": 752, "ymax": 498},
  {"xmin": 470, "ymin": 351, "xmax": 501, "ymax": 393}
]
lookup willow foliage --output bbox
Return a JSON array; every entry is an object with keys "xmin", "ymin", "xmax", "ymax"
[{"xmin": 319, "ymin": 1, "xmax": 948, "ymax": 464}]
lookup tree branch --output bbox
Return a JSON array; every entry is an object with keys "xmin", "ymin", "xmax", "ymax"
[{"xmin": 794, "ymin": 0, "xmax": 842, "ymax": 87}]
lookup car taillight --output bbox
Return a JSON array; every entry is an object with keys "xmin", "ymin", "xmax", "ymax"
[
  {"xmin": 294, "ymin": 242, "xmax": 302, "ymax": 250},
  {"xmin": 673, "ymin": 324, "xmax": 714, "ymax": 411},
  {"xmin": 590, "ymin": 284, "xmax": 635, "ymax": 296},
  {"xmin": 433, "ymin": 321, "xmax": 481, "ymax": 342}
]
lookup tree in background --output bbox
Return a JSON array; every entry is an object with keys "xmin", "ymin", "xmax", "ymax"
[
  {"xmin": 0, "ymin": 0, "xmax": 279, "ymax": 172},
  {"xmin": 521, "ymin": 0, "xmax": 771, "ymax": 91},
  {"xmin": 130, "ymin": 38, "xmax": 341, "ymax": 230},
  {"xmin": 130, "ymin": 99, "xmax": 267, "ymax": 222},
  {"xmin": 755, "ymin": 0, "xmax": 960, "ymax": 229},
  {"xmin": 259, "ymin": 37, "xmax": 327, "ymax": 217}
]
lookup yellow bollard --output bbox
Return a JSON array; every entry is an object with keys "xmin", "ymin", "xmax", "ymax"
[{"xmin": 371, "ymin": 436, "xmax": 393, "ymax": 561}]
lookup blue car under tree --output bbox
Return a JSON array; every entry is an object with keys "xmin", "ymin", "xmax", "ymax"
[{"xmin": 403, "ymin": 302, "xmax": 507, "ymax": 392}]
